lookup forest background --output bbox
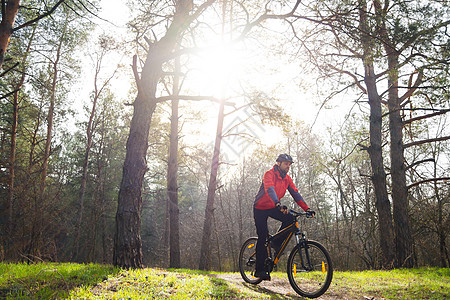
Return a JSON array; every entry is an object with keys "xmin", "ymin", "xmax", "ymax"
[{"xmin": 0, "ymin": 0, "xmax": 449, "ymax": 272}]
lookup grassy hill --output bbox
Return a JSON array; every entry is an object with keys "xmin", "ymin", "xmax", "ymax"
[{"xmin": 0, "ymin": 262, "xmax": 448, "ymax": 299}]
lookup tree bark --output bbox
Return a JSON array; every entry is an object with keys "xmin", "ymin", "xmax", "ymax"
[
  {"xmin": 6, "ymin": 16, "xmax": 36, "ymax": 247},
  {"xmin": 373, "ymin": 0, "xmax": 414, "ymax": 266},
  {"xmin": 386, "ymin": 55, "xmax": 413, "ymax": 267},
  {"xmin": 0, "ymin": 0, "xmax": 21, "ymax": 69},
  {"xmin": 199, "ymin": 100, "xmax": 225, "ymax": 270},
  {"xmin": 114, "ymin": 90, "xmax": 157, "ymax": 268},
  {"xmin": 359, "ymin": 0, "xmax": 396, "ymax": 268},
  {"xmin": 364, "ymin": 62, "xmax": 396, "ymax": 268},
  {"xmin": 114, "ymin": 0, "xmax": 195, "ymax": 269}
]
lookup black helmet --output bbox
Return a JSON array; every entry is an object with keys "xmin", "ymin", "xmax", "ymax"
[{"xmin": 276, "ymin": 153, "xmax": 293, "ymax": 163}]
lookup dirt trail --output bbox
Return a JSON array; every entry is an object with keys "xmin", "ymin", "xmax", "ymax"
[{"xmin": 209, "ymin": 273, "xmax": 384, "ymax": 300}]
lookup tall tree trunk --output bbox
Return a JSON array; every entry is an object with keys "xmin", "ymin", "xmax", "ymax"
[
  {"xmin": 114, "ymin": 0, "xmax": 194, "ymax": 268},
  {"xmin": 28, "ymin": 22, "xmax": 66, "ymax": 257},
  {"xmin": 364, "ymin": 62, "xmax": 396, "ymax": 268},
  {"xmin": 386, "ymin": 54, "xmax": 413, "ymax": 267},
  {"xmin": 199, "ymin": 100, "xmax": 225, "ymax": 270},
  {"xmin": 39, "ymin": 22, "xmax": 65, "ymax": 197},
  {"xmin": 6, "ymin": 20, "xmax": 36, "ymax": 246},
  {"xmin": 359, "ymin": 0, "xmax": 396, "ymax": 268},
  {"xmin": 372, "ymin": 0, "xmax": 414, "ymax": 267},
  {"xmin": 167, "ymin": 55, "xmax": 181, "ymax": 268},
  {"xmin": 114, "ymin": 91, "xmax": 157, "ymax": 269},
  {"xmin": 0, "ymin": 0, "xmax": 21, "ymax": 69},
  {"xmin": 73, "ymin": 89, "xmax": 97, "ymax": 261}
]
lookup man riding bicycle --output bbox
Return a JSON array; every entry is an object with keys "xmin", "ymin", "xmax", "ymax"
[{"xmin": 253, "ymin": 153, "xmax": 315, "ymax": 280}]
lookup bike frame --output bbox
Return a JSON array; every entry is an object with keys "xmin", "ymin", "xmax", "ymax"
[{"xmin": 266, "ymin": 212, "xmax": 307, "ymax": 266}]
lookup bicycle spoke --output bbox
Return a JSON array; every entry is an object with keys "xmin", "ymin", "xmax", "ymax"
[
  {"xmin": 239, "ymin": 237, "xmax": 263, "ymax": 284},
  {"xmin": 287, "ymin": 241, "xmax": 333, "ymax": 298}
]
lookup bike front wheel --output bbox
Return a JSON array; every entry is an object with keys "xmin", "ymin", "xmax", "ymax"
[
  {"xmin": 239, "ymin": 237, "xmax": 263, "ymax": 284},
  {"xmin": 287, "ymin": 240, "xmax": 333, "ymax": 298}
]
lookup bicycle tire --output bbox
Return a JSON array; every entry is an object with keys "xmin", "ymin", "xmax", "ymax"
[
  {"xmin": 239, "ymin": 237, "xmax": 263, "ymax": 284},
  {"xmin": 287, "ymin": 240, "xmax": 333, "ymax": 298}
]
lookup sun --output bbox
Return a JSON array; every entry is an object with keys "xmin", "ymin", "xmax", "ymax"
[{"xmin": 189, "ymin": 40, "xmax": 245, "ymax": 99}]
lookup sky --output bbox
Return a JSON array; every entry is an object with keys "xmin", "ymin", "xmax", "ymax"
[
  {"xmin": 100, "ymin": 0, "xmax": 129, "ymax": 28},
  {"xmin": 70, "ymin": 0, "xmax": 354, "ymax": 164},
  {"xmin": 68, "ymin": 0, "xmax": 130, "ymax": 123}
]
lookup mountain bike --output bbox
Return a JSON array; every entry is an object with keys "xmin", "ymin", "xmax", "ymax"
[{"xmin": 239, "ymin": 210, "xmax": 333, "ymax": 298}]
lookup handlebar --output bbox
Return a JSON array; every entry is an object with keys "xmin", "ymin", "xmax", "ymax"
[{"xmin": 290, "ymin": 210, "xmax": 315, "ymax": 218}]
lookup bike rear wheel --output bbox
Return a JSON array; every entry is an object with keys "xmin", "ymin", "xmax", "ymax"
[
  {"xmin": 287, "ymin": 240, "xmax": 333, "ymax": 298},
  {"xmin": 239, "ymin": 237, "xmax": 263, "ymax": 284}
]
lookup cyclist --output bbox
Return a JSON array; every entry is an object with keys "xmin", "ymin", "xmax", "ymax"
[{"xmin": 253, "ymin": 153, "xmax": 315, "ymax": 280}]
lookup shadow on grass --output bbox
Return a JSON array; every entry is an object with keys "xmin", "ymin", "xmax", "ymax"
[
  {"xmin": 0, "ymin": 263, "xmax": 121, "ymax": 299},
  {"xmin": 205, "ymin": 272, "xmax": 306, "ymax": 300},
  {"xmin": 241, "ymin": 282, "xmax": 306, "ymax": 299}
]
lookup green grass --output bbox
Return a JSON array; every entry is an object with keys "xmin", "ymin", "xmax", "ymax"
[
  {"xmin": 331, "ymin": 268, "xmax": 449, "ymax": 299},
  {"xmin": 0, "ymin": 262, "xmax": 448, "ymax": 299},
  {"xmin": 72, "ymin": 268, "xmax": 262, "ymax": 299},
  {"xmin": 0, "ymin": 262, "xmax": 120, "ymax": 299}
]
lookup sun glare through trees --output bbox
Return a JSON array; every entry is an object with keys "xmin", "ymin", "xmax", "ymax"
[{"xmin": 0, "ymin": 0, "xmax": 448, "ymax": 279}]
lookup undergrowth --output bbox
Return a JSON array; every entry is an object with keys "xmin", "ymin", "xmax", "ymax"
[{"xmin": 0, "ymin": 262, "xmax": 448, "ymax": 299}]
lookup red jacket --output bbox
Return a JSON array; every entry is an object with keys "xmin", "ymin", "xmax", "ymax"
[{"xmin": 254, "ymin": 165, "xmax": 309, "ymax": 211}]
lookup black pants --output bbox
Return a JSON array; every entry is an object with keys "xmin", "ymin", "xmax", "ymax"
[{"xmin": 253, "ymin": 207, "xmax": 295, "ymax": 273}]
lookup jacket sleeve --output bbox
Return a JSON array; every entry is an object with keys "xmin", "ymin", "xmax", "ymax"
[
  {"xmin": 263, "ymin": 170, "xmax": 280, "ymax": 205},
  {"xmin": 287, "ymin": 178, "xmax": 309, "ymax": 211}
]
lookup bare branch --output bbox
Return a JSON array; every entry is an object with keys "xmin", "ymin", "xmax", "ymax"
[
  {"xmin": 0, "ymin": 88, "xmax": 20, "ymax": 101},
  {"xmin": 403, "ymin": 109, "xmax": 450, "ymax": 125},
  {"xmin": 237, "ymin": 0, "xmax": 302, "ymax": 39},
  {"xmin": 187, "ymin": 0, "xmax": 217, "ymax": 27},
  {"xmin": 14, "ymin": 0, "xmax": 65, "ymax": 31},
  {"xmin": 357, "ymin": 143, "xmax": 369, "ymax": 151},
  {"xmin": 327, "ymin": 64, "xmax": 367, "ymax": 94},
  {"xmin": 144, "ymin": 35, "xmax": 152, "ymax": 47},
  {"xmin": 399, "ymin": 69, "xmax": 423, "ymax": 103},
  {"xmin": 224, "ymin": 103, "xmax": 251, "ymax": 116},
  {"xmin": 0, "ymin": 62, "xmax": 19, "ymax": 77},
  {"xmin": 156, "ymin": 95, "xmax": 234, "ymax": 106},
  {"xmin": 404, "ymin": 136, "xmax": 450, "ymax": 149},
  {"xmin": 405, "ymin": 158, "xmax": 435, "ymax": 170},
  {"xmin": 132, "ymin": 55, "xmax": 141, "ymax": 93},
  {"xmin": 408, "ymin": 177, "xmax": 450, "ymax": 189},
  {"xmin": 222, "ymin": 115, "xmax": 255, "ymax": 137}
]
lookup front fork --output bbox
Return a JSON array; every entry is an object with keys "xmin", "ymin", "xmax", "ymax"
[{"xmin": 295, "ymin": 231, "xmax": 313, "ymax": 271}]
